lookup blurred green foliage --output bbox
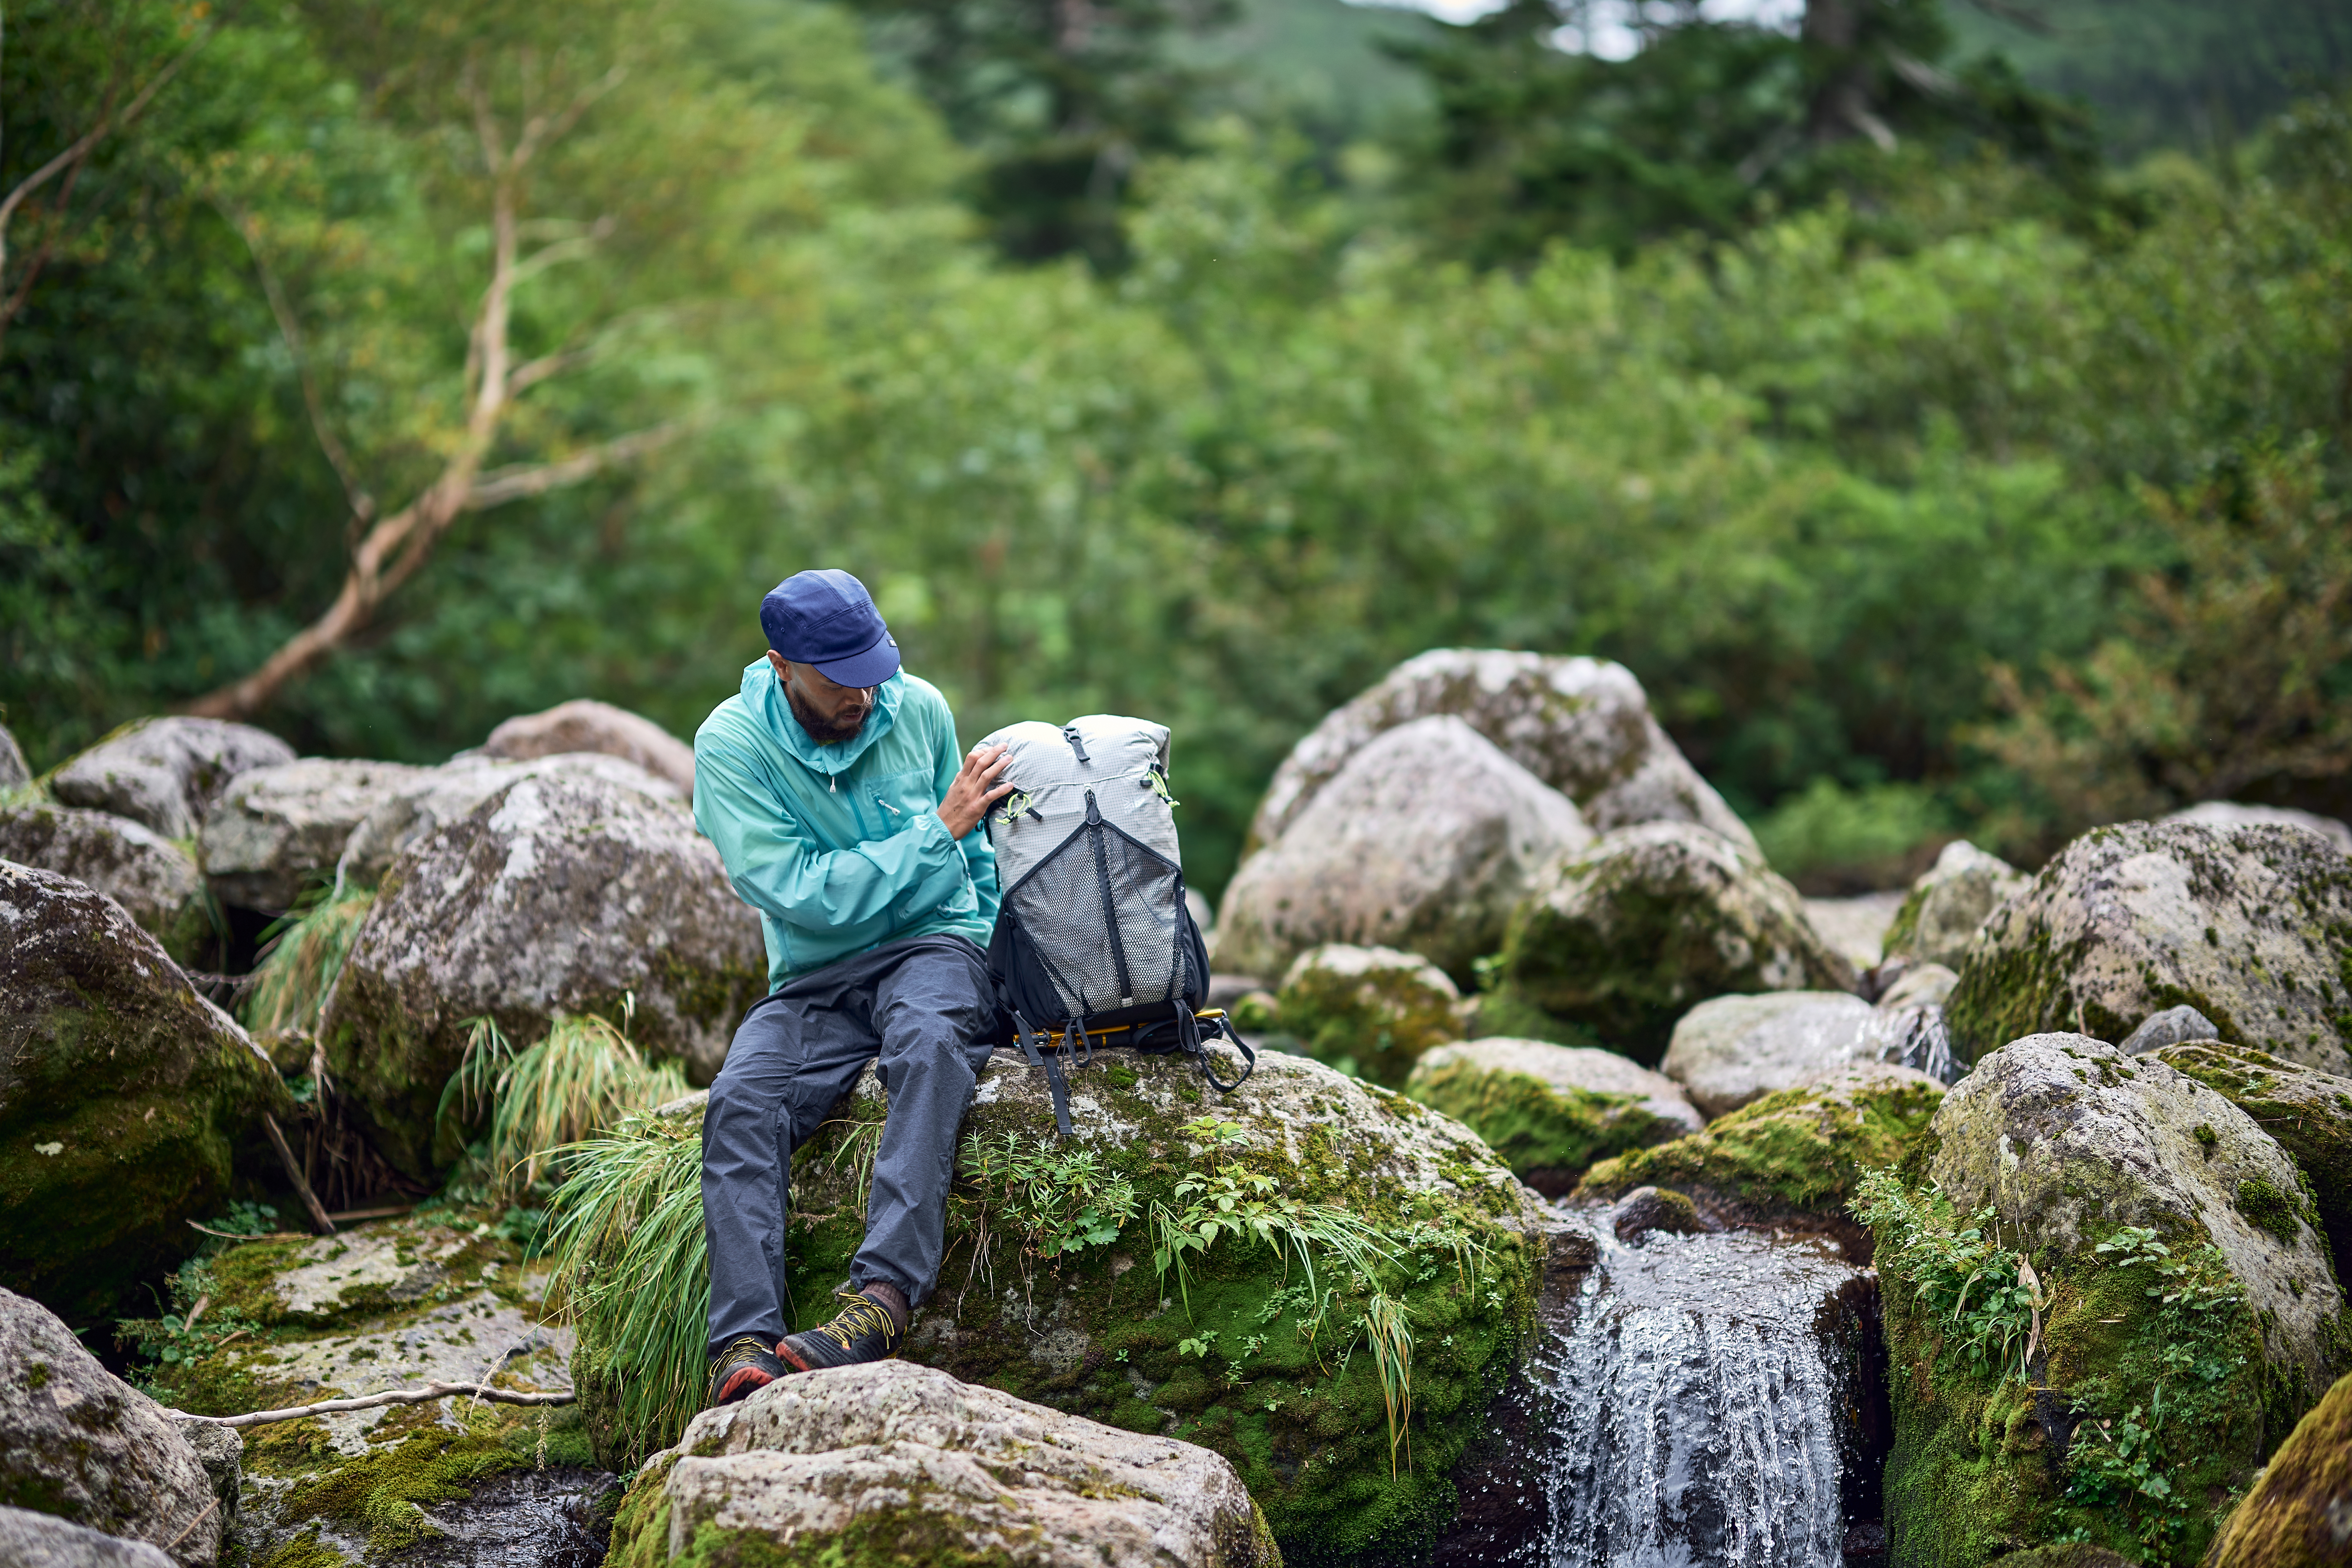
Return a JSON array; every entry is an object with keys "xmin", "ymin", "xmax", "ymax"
[{"xmin": 3, "ymin": 0, "xmax": 2349, "ymax": 904}]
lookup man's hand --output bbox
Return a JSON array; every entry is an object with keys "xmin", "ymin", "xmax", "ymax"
[{"xmin": 938, "ymin": 743, "xmax": 1015, "ymax": 840}]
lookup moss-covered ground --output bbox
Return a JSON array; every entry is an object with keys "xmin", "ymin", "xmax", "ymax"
[{"xmin": 1405, "ymin": 1057, "xmax": 1682, "ymax": 1196}]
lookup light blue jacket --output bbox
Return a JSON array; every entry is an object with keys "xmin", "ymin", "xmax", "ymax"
[{"xmin": 693, "ymin": 660, "xmax": 999, "ymax": 990}]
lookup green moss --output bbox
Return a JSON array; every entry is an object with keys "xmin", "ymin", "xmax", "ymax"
[
  {"xmin": 274, "ymin": 1417, "xmax": 539, "ymax": 1556},
  {"xmin": 2234, "ymin": 1175, "xmax": 2303, "ymax": 1246},
  {"xmin": 2156, "ymin": 1041, "xmax": 2352, "ymax": 1288},
  {"xmin": 1276, "ymin": 958, "xmax": 1460, "ymax": 1089},
  {"xmin": 256, "ymin": 1529, "xmax": 353, "ymax": 1568},
  {"xmin": 1404, "ymin": 1058, "xmax": 1679, "ymax": 1196},
  {"xmin": 1465, "ymin": 985, "xmax": 1606, "ymax": 1051},
  {"xmin": 1579, "ymin": 1073, "xmax": 1943, "ymax": 1216},
  {"xmin": 2199, "ymin": 1370, "xmax": 2352, "ymax": 1568}
]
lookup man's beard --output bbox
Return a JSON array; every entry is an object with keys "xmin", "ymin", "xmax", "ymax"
[{"xmin": 786, "ymin": 679, "xmax": 872, "ymax": 744}]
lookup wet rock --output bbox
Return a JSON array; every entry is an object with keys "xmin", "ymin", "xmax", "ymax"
[
  {"xmin": 334, "ymin": 752, "xmax": 683, "ymax": 889},
  {"xmin": 1580, "ymin": 1064, "xmax": 1941, "ymax": 1219},
  {"xmin": 1804, "ymin": 890, "xmax": 1908, "ymax": 972},
  {"xmin": 0, "ymin": 864, "xmax": 288, "ymax": 1326},
  {"xmin": 1272, "ymin": 942, "xmax": 1464, "ymax": 1087},
  {"xmin": 475, "ymin": 698, "xmax": 696, "ymax": 795},
  {"xmin": 1660, "ymin": 991, "xmax": 1878, "ymax": 1120},
  {"xmin": 2203, "ymin": 1369, "xmax": 2352, "ymax": 1568},
  {"xmin": 2163, "ymin": 798, "xmax": 2352, "ymax": 857},
  {"xmin": 1405, "ymin": 1037, "xmax": 1702, "ymax": 1196},
  {"xmin": 1944, "ymin": 821, "xmax": 2352, "ymax": 1074},
  {"xmin": 1247, "ymin": 648, "xmax": 1755, "ymax": 855},
  {"xmin": 1882, "ymin": 839, "xmax": 2030, "ymax": 971},
  {"xmin": 0, "ymin": 802, "xmax": 208, "ymax": 960},
  {"xmin": 50, "ymin": 717, "xmax": 293, "ymax": 840},
  {"xmin": 1611, "ymin": 1185, "xmax": 1702, "ymax": 1243},
  {"xmin": 0, "ymin": 1288, "xmax": 220, "ymax": 1566},
  {"xmin": 320, "ymin": 771, "xmax": 765, "ymax": 1179},
  {"xmin": 0, "ymin": 1507, "xmax": 176, "ymax": 1568},
  {"xmin": 2156, "ymin": 1040, "xmax": 2352, "ymax": 1298},
  {"xmin": 2118, "ymin": 1003, "xmax": 2219, "ymax": 1055},
  {"xmin": 616, "ymin": 1361, "xmax": 1278, "ymax": 1568},
  {"xmin": 0, "ymin": 720, "xmax": 28, "ymax": 789},
  {"xmin": 1496, "ymin": 823, "xmax": 1857, "ymax": 1066},
  {"xmin": 198, "ymin": 758, "xmax": 429, "ymax": 912},
  {"xmin": 1216, "ymin": 716, "xmax": 1591, "ymax": 985}
]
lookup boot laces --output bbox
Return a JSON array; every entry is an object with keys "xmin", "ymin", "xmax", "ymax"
[{"xmin": 818, "ymin": 1292, "xmax": 896, "ymax": 1351}]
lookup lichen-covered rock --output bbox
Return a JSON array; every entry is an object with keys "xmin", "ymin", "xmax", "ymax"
[
  {"xmin": 1883, "ymin": 839, "xmax": 2031, "ymax": 971},
  {"xmin": 1273, "ymin": 942, "xmax": 1465, "ymax": 1087},
  {"xmin": 0, "ymin": 1288, "xmax": 220, "ymax": 1566},
  {"xmin": 2155, "ymin": 1040, "xmax": 2352, "ymax": 1299},
  {"xmin": 1578, "ymin": 1064, "xmax": 1941, "ymax": 1218},
  {"xmin": 2202, "ymin": 1370, "xmax": 2352, "ymax": 1568},
  {"xmin": 334, "ymin": 750, "xmax": 683, "ymax": 888},
  {"xmin": 0, "ymin": 720, "xmax": 29, "ymax": 789},
  {"xmin": 0, "ymin": 865, "xmax": 288, "ymax": 1326},
  {"xmin": 0, "ymin": 803, "xmax": 208, "ymax": 961},
  {"xmin": 1496, "ymin": 823, "xmax": 1858, "ymax": 1065},
  {"xmin": 196, "ymin": 757, "xmax": 428, "ymax": 912},
  {"xmin": 2163, "ymin": 799, "xmax": 2352, "ymax": 857},
  {"xmin": 1216, "ymin": 717, "xmax": 1591, "ymax": 985},
  {"xmin": 566, "ymin": 1047, "xmax": 1567, "ymax": 1566},
  {"xmin": 1944, "ymin": 822, "xmax": 2352, "ymax": 1074},
  {"xmin": 475, "ymin": 698, "xmax": 696, "ymax": 795},
  {"xmin": 321, "ymin": 771, "xmax": 765, "ymax": 1180},
  {"xmin": 608, "ymin": 1361, "xmax": 1278, "ymax": 1568},
  {"xmin": 49, "ymin": 717, "xmax": 293, "ymax": 840},
  {"xmin": 1247, "ymin": 649, "xmax": 1755, "ymax": 856},
  {"xmin": 1866, "ymin": 1034, "xmax": 2343, "ymax": 1568},
  {"xmin": 0, "ymin": 1506, "xmax": 176, "ymax": 1568},
  {"xmin": 1659, "ymin": 992, "xmax": 1878, "ymax": 1120},
  {"xmin": 1406, "ymin": 1038, "xmax": 1701, "ymax": 1196}
]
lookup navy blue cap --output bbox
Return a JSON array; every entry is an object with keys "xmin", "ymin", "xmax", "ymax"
[{"xmin": 759, "ymin": 569, "xmax": 901, "ymax": 689}]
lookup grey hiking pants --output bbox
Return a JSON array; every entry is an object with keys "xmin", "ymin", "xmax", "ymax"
[{"xmin": 701, "ymin": 933, "xmax": 996, "ymax": 1360}]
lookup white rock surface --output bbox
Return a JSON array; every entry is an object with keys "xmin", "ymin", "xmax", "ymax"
[
  {"xmin": 0, "ymin": 1507, "xmax": 176, "ymax": 1568},
  {"xmin": 1217, "ymin": 715, "xmax": 1591, "ymax": 982},
  {"xmin": 1411, "ymin": 1038, "xmax": 1704, "ymax": 1136},
  {"xmin": 1883, "ymin": 840, "xmax": 2030, "ymax": 970},
  {"xmin": 0, "ymin": 802, "xmax": 202, "ymax": 944},
  {"xmin": 1874, "ymin": 962, "xmax": 1958, "ymax": 1013},
  {"xmin": 333, "ymin": 750, "xmax": 683, "ymax": 887},
  {"xmin": 2162, "ymin": 799, "xmax": 2352, "ymax": 856},
  {"xmin": 655, "ymin": 1361, "xmax": 1276, "ymax": 1568},
  {"xmin": 475, "ymin": 698, "xmax": 696, "ymax": 794},
  {"xmin": 1660, "ymin": 992, "xmax": 1879, "ymax": 1120},
  {"xmin": 1802, "ymin": 890, "xmax": 1907, "ymax": 971},
  {"xmin": 198, "ymin": 757, "xmax": 428, "ymax": 910},
  {"xmin": 50, "ymin": 717, "xmax": 293, "ymax": 840}
]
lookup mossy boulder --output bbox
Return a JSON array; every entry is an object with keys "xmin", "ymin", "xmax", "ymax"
[
  {"xmin": 2155, "ymin": 1040, "xmax": 2352, "ymax": 1297},
  {"xmin": 49, "ymin": 716, "xmax": 293, "ymax": 840},
  {"xmin": 336, "ymin": 751, "xmax": 682, "ymax": 886},
  {"xmin": 0, "ymin": 862, "xmax": 290, "ymax": 1328},
  {"xmin": 1275, "ymin": 943, "xmax": 1464, "ymax": 1087},
  {"xmin": 196, "ymin": 758, "xmax": 427, "ymax": 913},
  {"xmin": 1577, "ymin": 1062, "xmax": 1941, "ymax": 1218},
  {"xmin": 1495, "ymin": 822, "xmax": 1858, "ymax": 1065},
  {"xmin": 1865, "ymin": 1033, "xmax": 2344, "ymax": 1568},
  {"xmin": 1216, "ymin": 717, "xmax": 1591, "ymax": 988},
  {"xmin": 1245, "ymin": 648, "xmax": 1755, "ymax": 856},
  {"xmin": 1404, "ymin": 1037, "xmax": 1701, "ymax": 1196},
  {"xmin": 0, "ymin": 801, "xmax": 211, "ymax": 963},
  {"xmin": 1659, "ymin": 991, "xmax": 1877, "ymax": 1119},
  {"xmin": 1884, "ymin": 840, "xmax": 2031, "ymax": 971},
  {"xmin": 1944, "ymin": 821, "xmax": 2352, "ymax": 1075},
  {"xmin": 2163, "ymin": 799, "xmax": 2352, "ymax": 856},
  {"xmin": 565, "ymin": 1048, "xmax": 1569, "ymax": 1568},
  {"xmin": 319, "ymin": 770, "xmax": 765, "ymax": 1181},
  {"xmin": 607, "ymin": 1360, "xmax": 1279, "ymax": 1568},
  {"xmin": 2202, "ymin": 1369, "xmax": 2352, "ymax": 1568}
]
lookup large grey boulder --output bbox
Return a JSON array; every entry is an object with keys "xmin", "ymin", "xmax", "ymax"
[
  {"xmin": 0, "ymin": 803, "xmax": 206, "ymax": 959},
  {"xmin": 1405, "ymin": 1037, "xmax": 1702, "ymax": 1194},
  {"xmin": 196, "ymin": 757, "xmax": 427, "ymax": 911},
  {"xmin": 475, "ymin": 697, "xmax": 696, "ymax": 795},
  {"xmin": 333, "ymin": 750, "xmax": 682, "ymax": 888},
  {"xmin": 1271, "ymin": 940, "xmax": 1465, "ymax": 1087},
  {"xmin": 49, "ymin": 717, "xmax": 293, "ymax": 840},
  {"xmin": 1495, "ymin": 822, "xmax": 1857, "ymax": 1065},
  {"xmin": 1248, "ymin": 649, "xmax": 1755, "ymax": 856},
  {"xmin": 1802, "ymin": 889, "xmax": 1907, "ymax": 971},
  {"xmin": 0, "ymin": 721, "xmax": 28, "ymax": 789},
  {"xmin": 2163, "ymin": 798, "xmax": 2352, "ymax": 856},
  {"xmin": 1659, "ymin": 991, "xmax": 1879, "ymax": 1120},
  {"xmin": 1881, "ymin": 839, "xmax": 2030, "ymax": 970},
  {"xmin": 320, "ymin": 770, "xmax": 765, "ymax": 1178},
  {"xmin": 0, "ymin": 1509, "xmax": 175, "ymax": 1568},
  {"xmin": 1217, "ymin": 716, "xmax": 1590, "ymax": 985},
  {"xmin": 1945, "ymin": 821, "xmax": 2352, "ymax": 1075},
  {"xmin": 0, "ymin": 1288, "xmax": 221, "ymax": 1566},
  {"xmin": 621, "ymin": 1362, "xmax": 1278, "ymax": 1568},
  {"xmin": 0, "ymin": 865, "xmax": 287, "ymax": 1326}
]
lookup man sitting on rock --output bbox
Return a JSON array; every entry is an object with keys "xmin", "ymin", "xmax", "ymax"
[{"xmin": 694, "ymin": 568, "xmax": 1013, "ymax": 1404}]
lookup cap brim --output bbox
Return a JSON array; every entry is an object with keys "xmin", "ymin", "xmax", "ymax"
[{"xmin": 811, "ymin": 633, "xmax": 900, "ymax": 690}]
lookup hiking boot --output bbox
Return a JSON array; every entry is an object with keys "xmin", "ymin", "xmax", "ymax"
[
  {"xmin": 777, "ymin": 1289, "xmax": 904, "ymax": 1372},
  {"xmin": 707, "ymin": 1335, "xmax": 788, "ymax": 1406}
]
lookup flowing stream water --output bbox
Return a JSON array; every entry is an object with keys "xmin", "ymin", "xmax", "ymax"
[{"xmin": 1536, "ymin": 1222, "xmax": 1883, "ymax": 1568}]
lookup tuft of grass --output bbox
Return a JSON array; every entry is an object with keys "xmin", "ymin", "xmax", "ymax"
[
  {"xmin": 441, "ymin": 1000, "xmax": 689, "ymax": 1199},
  {"xmin": 1362, "ymin": 1289, "xmax": 1415, "ymax": 1479},
  {"xmin": 242, "ymin": 889, "xmax": 376, "ymax": 1038}
]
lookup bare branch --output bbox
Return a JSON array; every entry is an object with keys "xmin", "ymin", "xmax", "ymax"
[
  {"xmin": 510, "ymin": 65, "xmax": 628, "ymax": 172},
  {"xmin": 165, "ymin": 1380, "xmax": 575, "ymax": 1430},
  {"xmin": 463, "ymin": 424, "xmax": 683, "ymax": 510}
]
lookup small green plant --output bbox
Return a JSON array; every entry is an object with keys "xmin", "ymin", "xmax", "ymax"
[
  {"xmin": 441, "ymin": 999, "xmax": 688, "ymax": 1198},
  {"xmin": 1177, "ymin": 1329, "xmax": 1220, "ymax": 1359},
  {"xmin": 1361, "ymin": 1289, "xmax": 1415, "ymax": 1479},
  {"xmin": 1851, "ymin": 1168, "xmax": 2043, "ymax": 1384}
]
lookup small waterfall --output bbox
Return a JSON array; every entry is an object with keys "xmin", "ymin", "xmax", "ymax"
[
  {"xmin": 1539, "ymin": 1226, "xmax": 1877, "ymax": 1568},
  {"xmin": 1864, "ymin": 1004, "xmax": 1962, "ymax": 1084}
]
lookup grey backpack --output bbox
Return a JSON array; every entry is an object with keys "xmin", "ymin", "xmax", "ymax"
[{"xmin": 978, "ymin": 716, "xmax": 1252, "ymax": 1134}]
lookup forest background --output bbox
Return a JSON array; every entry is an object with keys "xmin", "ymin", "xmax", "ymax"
[{"xmin": 5, "ymin": 0, "xmax": 2350, "ymax": 902}]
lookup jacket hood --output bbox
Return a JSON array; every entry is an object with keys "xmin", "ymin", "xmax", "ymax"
[{"xmin": 739, "ymin": 657, "xmax": 904, "ymax": 776}]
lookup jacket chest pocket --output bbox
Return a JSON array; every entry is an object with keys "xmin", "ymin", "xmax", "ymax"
[{"xmin": 864, "ymin": 768, "xmax": 935, "ymax": 829}]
